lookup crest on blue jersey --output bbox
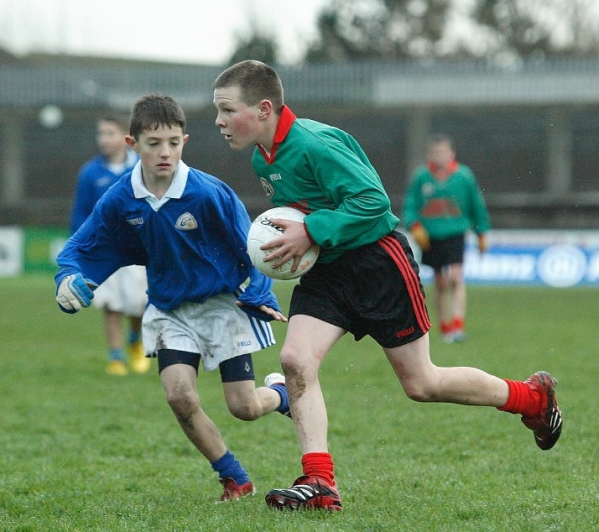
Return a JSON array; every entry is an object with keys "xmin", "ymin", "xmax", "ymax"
[{"xmin": 175, "ymin": 213, "xmax": 198, "ymax": 230}]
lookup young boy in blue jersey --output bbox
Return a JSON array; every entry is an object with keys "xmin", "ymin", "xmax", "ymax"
[
  {"xmin": 56, "ymin": 94, "xmax": 290, "ymax": 502},
  {"xmin": 213, "ymin": 60, "xmax": 563, "ymax": 511},
  {"xmin": 71, "ymin": 116, "xmax": 149, "ymax": 375}
]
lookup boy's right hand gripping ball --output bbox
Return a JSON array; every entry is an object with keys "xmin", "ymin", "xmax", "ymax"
[{"xmin": 247, "ymin": 207, "xmax": 319, "ymax": 281}]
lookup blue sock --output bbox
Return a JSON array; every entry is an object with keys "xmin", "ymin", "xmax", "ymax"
[
  {"xmin": 269, "ymin": 383, "xmax": 290, "ymax": 415},
  {"xmin": 109, "ymin": 348, "xmax": 126, "ymax": 362},
  {"xmin": 128, "ymin": 330, "xmax": 142, "ymax": 344},
  {"xmin": 210, "ymin": 451, "xmax": 250, "ymax": 485}
]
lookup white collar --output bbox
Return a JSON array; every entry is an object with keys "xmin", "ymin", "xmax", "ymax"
[{"xmin": 131, "ymin": 161, "xmax": 189, "ymax": 208}]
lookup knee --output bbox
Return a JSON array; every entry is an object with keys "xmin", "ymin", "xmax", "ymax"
[
  {"xmin": 279, "ymin": 345, "xmax": 300, "ymax": 375},
  {"xmin": 434, "ymin": 273, "xmax": 448, "ymax": 290},
  {"xmin": 227, "ymin": 401, "xmax": 259, "ymax": 422},
  {"xmin": 165, "ymin": 385, "xmax": 198, "ymax": 418},
  {"xmin": 280, "ymin": 344, "xmax": 322, "ymax": 378},
  {"xmin": 401, "ymin": 378, "xmax": 438, "ymax": 403}
]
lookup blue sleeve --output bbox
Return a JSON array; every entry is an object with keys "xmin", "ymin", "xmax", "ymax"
[
  {"xmin": 70, "ymin": 162, "xmax": 99, "ymax": 234},
  {"xmin": 56, "ymin": 194, "xmax": 134, "ymax": 289},
  {"xmin": 216, "ymin": 183, "xmax": 281, "ymax": 312},
  {"xmin": 240, "ymin": 266, "xmax": 280, "ymax": 311}
]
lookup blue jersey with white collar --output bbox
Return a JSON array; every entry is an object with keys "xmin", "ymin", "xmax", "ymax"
[
  {"xmin": 70, "ymin": 149, "xmax": 139, "ymax": 233},
  {"xmin": 56, "ymin": 161, "xmax": 279, "ymax": 312}
]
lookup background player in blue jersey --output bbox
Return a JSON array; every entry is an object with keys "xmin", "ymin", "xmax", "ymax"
[
  {"xmin": 71, "ymin": 116, "xmax": 149, "ymax": 375},
  {"xmin": 213, "ymin": 60, "xmax": 563, "ymax": 511},
  {"xmin": 56, "ymin": 94, "xmax": 290, "ymax": 502}
]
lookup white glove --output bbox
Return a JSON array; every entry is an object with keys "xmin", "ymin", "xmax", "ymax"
[{"xmin": 56, "ymin": 273, "xmax": 96, "ymax": 312}]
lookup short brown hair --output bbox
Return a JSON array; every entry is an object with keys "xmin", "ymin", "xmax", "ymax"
[
  {"xmin": 98, "ymin": 115, "xmax": 129, "ymax": 132},
  {"xmin": 213, "ymin": 60, "xmax": 284, "ymax": 113},
  {"xmin": 129, "ymin": 94, "xmax": 186, "ymax": 139},
  {"xmin": 428, "ymin": 133, "xmax": 454, "ymax": 150}
]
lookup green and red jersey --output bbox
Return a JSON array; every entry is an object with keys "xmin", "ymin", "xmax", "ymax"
[
  {"xmin": 252, "ymin": 106, "xmax": 399, "ymax": 263},
  {"xmin": 402, "ymin": 161, "xmax": 490, "ymax": 239}
]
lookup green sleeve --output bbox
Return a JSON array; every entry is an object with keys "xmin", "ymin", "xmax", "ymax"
[
  {"xmin": 465, "ymin": 169, "xmax": 491, "ymax": 234},
  {"xmin": 401, "ymin": 169, "xmax": 425, "ymax": 229},
  {"xmin": 304, "ymin": 140, "xmax": 397, "ymax": 249}
]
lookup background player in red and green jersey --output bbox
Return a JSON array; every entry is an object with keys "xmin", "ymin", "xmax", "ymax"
[
  {"xmin": 213, "ymin": 60, "xmax": 562, "ymax": 512},
  {"xmin": 402, "ymin": 134, "xmax": 491, "ymax": 343}
]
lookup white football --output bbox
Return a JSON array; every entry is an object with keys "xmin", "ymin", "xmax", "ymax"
[{"xmin": 247, "ymin": 207, "xmax": 320, "ymax": 280}]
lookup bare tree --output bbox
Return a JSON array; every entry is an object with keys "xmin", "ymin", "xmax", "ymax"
[
  {"xmin": 304, "ymin": 0, "xmax": 599, "ymax": 63},
  {"xmin": 227, "ymin": 28, "xmax": 279, "ymax": 66},
  {"xmin": 305, "ymin": 0, "xmax": 452, "ymax": 62},
  {"xmin": 470, "ymin": 0, "xmax": 599, "ymax": 61}
]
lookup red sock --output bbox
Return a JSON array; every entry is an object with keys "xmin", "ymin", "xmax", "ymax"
[
  {"xmin": 440, "ymin": 322, "xmax": 453, "ymax": 335},
  {"xmin": 301, "ymin": 452, "xmax": 335, "ymax": 486},
  {"xmin": 497, "ymin": 380, "xmax": 542, "ymax": 418},
  {"xmin": 453, "ymin": 316, "xmax": 465, "ymax": 332}
]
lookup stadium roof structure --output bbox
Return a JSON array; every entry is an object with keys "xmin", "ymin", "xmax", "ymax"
[{"xmin": 2, "ymin": 55, "xmax": 599, "ymax": 109}]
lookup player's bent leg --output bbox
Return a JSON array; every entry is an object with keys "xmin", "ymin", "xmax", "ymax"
[
  {"xmin": 385, "ymin": 337, "xmax": 562, "ymax": 449},
  {"xmin": 159, "ymin": 361, "xmax": 227, "ymax": 461},
  {"xmin": 384, "ymin": 334, "xmax": 509, "ymax": 406},
  {"xmin": 222, "ymin": 379, "xmax": 283, "ymax": 420},
  {"xmin": 219, "ymin": 354, "xmax": 288, "ymax": 420},
  {"xmin": 384, "ymin": 334, "xmax": 442, "ymax": 402},
  {"xmin": 160, "ymin": 363, "xmax": 201, "ymax": 417}
]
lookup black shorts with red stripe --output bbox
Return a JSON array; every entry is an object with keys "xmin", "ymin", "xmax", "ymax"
[{"xmin": 289, "ymin": 230, "xmax": 431, "ymax": 348}]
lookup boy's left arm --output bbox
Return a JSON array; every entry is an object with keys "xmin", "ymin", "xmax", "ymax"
[
  {"xmin": 236, "ymin": 267, "xmax": 286, "ymax": 322},
  {"xmin": 55, "ymin": 205, "xmax": 133, "ymax": 313},
  {"xmin": 219, "ymin": 185, "xmax": 286, "ymax": 322}
]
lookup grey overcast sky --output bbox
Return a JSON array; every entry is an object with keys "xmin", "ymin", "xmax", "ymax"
[{"xmin": 0, "ymin": 0, "xmax": 328, "ymax": 64}]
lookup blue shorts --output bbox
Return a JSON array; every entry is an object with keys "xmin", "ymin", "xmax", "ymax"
[{"xmin": 289, "ymin": 231, "xmax": 431, "ymax": 348}]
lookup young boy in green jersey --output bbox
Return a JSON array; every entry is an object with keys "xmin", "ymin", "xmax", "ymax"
[
  {"xmin": 402, "ymin": 133, "xmax": 491, "ymax": 343},
  {"xmin": 212, "ymin": 60, "xmax": 563, "ymax": 512}
]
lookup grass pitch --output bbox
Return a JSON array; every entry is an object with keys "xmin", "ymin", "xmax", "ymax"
[{"xmin": 0, "ymin": 274, "xmax": 596, "ymax": 531}]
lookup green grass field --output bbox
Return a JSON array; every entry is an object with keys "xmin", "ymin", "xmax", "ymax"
[{"xmin": 0, "ymin": 274, "xmax": 596, "ymax": 531}]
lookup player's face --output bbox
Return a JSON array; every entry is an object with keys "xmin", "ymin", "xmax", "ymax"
[
  {"xmin": 213, "ymin": 85, "xmax": 263, "ymax": 150},
  {"xmin": 427, "ymin": 141, "xmax": 455, "ymax": 170},
  {"xmin": 126, "ymin": 125, "xmax": 188, "ymax": 182},
  {"xmin": 96, "ymin": 120, "xmax": 126, "ymax": 160}
]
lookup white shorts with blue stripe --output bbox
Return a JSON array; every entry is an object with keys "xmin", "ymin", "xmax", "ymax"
[{"xmin": 142, "ymin": 293, "xmax": 276, "ymax": 372}]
